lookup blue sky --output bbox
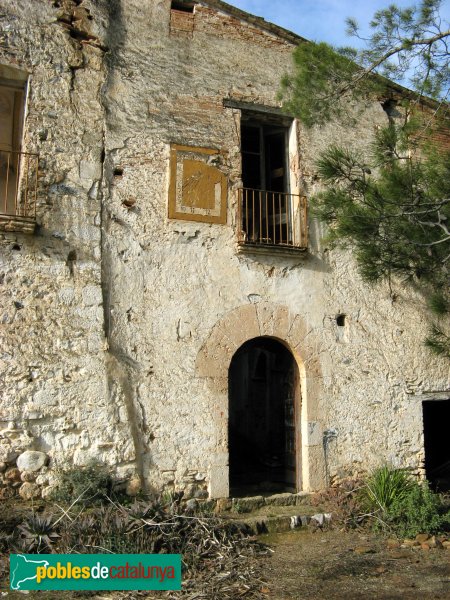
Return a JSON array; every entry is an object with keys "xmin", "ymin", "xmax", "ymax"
[{"xmin": 226, "ymin": 0, "xmax": 450, "ymax": 47}]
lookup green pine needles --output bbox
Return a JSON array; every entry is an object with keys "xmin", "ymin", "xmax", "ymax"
[
  {"xmin": 279, "ymin": 0, "xmax": 450, "ymax": 126},
  {"xmin": 279, "ymin": 0, "xmax": 450, "ymax": 358},
  {"xmin": 279, "ymin": 42, "xmax": 371, "ymax": 127},
  {"xmin": 313, "ymin": 123, "xmax": 450, "ymax": 284},
  {"xmin": 311, "ymin": 121, "xmax": 450, "ymax": 356}
]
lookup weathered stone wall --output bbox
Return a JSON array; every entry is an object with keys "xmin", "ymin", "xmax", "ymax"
[
  {"xmin": 99, "ymin": 0, "xmax": 449, "ymax": 497},
  {"xmin": 0, "ymin": 0, "xmax": 135, "ymax": 500},
  {"xmin": 301, "ymin": 109, "xmax": 450, "ymax": 483},
  {"xmin": 0, "ymin": 0, "xmax": 448, "ymax": 500}
]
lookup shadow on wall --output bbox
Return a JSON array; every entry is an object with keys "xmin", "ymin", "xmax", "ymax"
[
  {"xmin": 105, "ymin": 350, "xmax": 153, "ymax": 494},
  {"xmin": 104, "ymin": 0, "xmax": 126, "ymax": 76},
  {"xmin": 236, "ymin": 217, "xmax": 331, "ymax": 274}
]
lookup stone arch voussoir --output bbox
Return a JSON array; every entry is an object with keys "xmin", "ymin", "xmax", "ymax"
[{"xmin": 195, "ymin": 302, "xmax": 321, "ymax": 380}]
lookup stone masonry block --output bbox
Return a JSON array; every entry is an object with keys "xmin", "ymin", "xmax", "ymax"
[
  {"xmin": 304, "ymin": 421, "xmax": 322, "ymax": 447},
  {"xmin": 219, "ymin": 304, "xmax": 260, "ymax": 349},
  {"xmin": 256, "ymin": 303, "xmax": 290, "ymax": 340},
  {"xmin": 79, "ymin": 160, "xmax": 102, "ymax": 181},
  {"xmin": 302, "ymin": 377, "xmax": 324, "ymax": 421},
  {"xmin": 208, "ymin": 464, "xmax": 229, "ymax": 499},
  {"xmin": 82, "ymin": 285, "xmax": 103, "ymax": 307},
  {"xmin": 17, "ymin": 451, "xmax": 47, "ymax": 472},
  {"xmin": 303, "ymin": 445, "xmax": 326, "ymax": 491},
  {"xmin": 204, "ymin": 376, "xmax": 228, "ymax": 394},
  {"xmin": 286, "ymin": 315, "xmax": 308, "ymax": 352},
  {"xmin": 196, "ymin": 325, "xmax": 238, "ymax": 379}
]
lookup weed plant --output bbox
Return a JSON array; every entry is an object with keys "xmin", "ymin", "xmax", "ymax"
[
  {"xmin": 360, "ymin": 465, "xmax": 450, "ymax": 537},
  {"xmin": 50, "ymin": 465, "xmax": 113, "ymax": 506},
  {"xmin": 387, "ymin": 482, "xmax": 450, "ymax": 539}
]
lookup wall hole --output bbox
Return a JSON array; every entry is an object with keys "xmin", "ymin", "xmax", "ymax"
[
  {"xmin": 381, "ymin": 98, "xmax": 402, "ymax": 124},
  {"xmin": 12, "ymin": 244, "xmax": 21, "ymax": 251},
  {"xmin": 122, "ymin": 197, "xmax": 136, "ymax": 208},
  {"xmin": 336, "ymin": 314, "xmax": 346, "ymax": 327},
  {"xmin": 171, "ymin": 1, "xmax": 195, "ymax": 12},
  {"xmin": 67, "ymin": 250, "xmax": 77, "ymax": 277},
  {"xmin": 113, "ymin": 166, "xmax": 124, "ymax": 178}
]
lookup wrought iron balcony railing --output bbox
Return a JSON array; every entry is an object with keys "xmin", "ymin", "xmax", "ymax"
[
  {"xmin": 237, "ymin": 188, "xmax": 308, "ymax": 250},
  {"xmin": 0, "ymin": 149, "xmax": 39, "ymax": 229}
]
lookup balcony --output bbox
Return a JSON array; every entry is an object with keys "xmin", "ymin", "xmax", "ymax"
[
  {"xmin": 237, "ymin": 188, "xmax": 308, "ymax": 254},
  {"xmin": 0, "ymin": 150, "xmax": 38, "ymax": 234}
]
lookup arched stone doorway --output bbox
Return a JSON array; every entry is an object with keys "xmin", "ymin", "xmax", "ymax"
[
  {"xmin": 228, "ymin": 337, "xmax": 300, "ymax": 495},
  {"xmin": 196, "ymin": 302, "xmax": 326, "ymax": 498}
]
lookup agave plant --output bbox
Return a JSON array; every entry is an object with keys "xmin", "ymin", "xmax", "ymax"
[
  {"xmin": 361, "ymin": 465, "xmax": 415, "ymax": 514},
  {"xmin": 0, "ymin": 529, "xmax": 14, "ymax": 554},
  {"xmin": 17, "ymin": 515, "xmax": 60, "ymax": 553}
]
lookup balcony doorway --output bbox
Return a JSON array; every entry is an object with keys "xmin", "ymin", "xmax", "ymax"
[
  {"xmin": 0, "ymin": 81, "xmax": 25, "ymax": 215},
  {"xmin": 228, "ymin": 337, "xmax": 300, "ymax": 496},
  {"xmin": 241, "ymin": 119, "xmax": 289, "ymax": 245},
  {"xmin": 241, "ymin": 120, "xmax": 288, "ymax": 193},
  {"xmin": 0, "ymin": 73, "xmax": 37, "ymax": 224},
  {"xmin": 238, "ymin": 113, "xmax": 307, "ymax": 250}
]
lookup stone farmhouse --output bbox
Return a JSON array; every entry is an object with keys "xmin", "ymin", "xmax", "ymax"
[{"xmin": 0, "ymin": 0, "xmax": 448, "ymax": 501}]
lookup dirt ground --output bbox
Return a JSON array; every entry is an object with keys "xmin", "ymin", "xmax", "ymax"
[
  {"xmin": 261, "ymin": 528, "xmax": 450, "ymax": 600},
  {"xmin": 1, "ymin": 524, "xmax": 449, "ymax": 599}
]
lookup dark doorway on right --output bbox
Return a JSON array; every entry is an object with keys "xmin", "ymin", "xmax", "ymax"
[{"xmin": 422, "ymin": 399, "xmax": 450, "ymax": 491}]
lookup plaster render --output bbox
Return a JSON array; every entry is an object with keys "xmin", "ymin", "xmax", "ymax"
[{"xmin": 0, "ymin": 0, "xmax": 448, "ymax": 500}]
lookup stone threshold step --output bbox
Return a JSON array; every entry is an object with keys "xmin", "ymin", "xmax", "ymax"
[
  {"xmin": 229, "ymin": 491, "xmax": 312, "ymax": 512},
  {"xmin": 233, "ymin": 512, "xmax": 332, "ymax": 534}
]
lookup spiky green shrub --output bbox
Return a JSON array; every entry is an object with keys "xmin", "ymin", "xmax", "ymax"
[
  {"xmin": 360, "ymin": 466, "xmax": 415, "ymax": 513},
  {"xmin": 15, "ymin": 515, "xmax": 60, "ymax": 553},
  {"xmin": 50, "ymin": 464, "xmax": 112, "ymax": 506}
]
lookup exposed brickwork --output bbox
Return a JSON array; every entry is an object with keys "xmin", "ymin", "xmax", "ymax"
[{"xmin": 195, "ymin": 6, "xmax": 292, "ymax": 49}]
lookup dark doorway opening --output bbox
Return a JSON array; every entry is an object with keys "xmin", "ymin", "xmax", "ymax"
[
  {"xmin": 240, "ymin": 116, "xmax": 292, "ymax": 245},
  {"xmin": 241, "ymin": 120, "xmax": 288, "ymax": 193},
  {"xmin": 228, "ymin": 337, "xmax": 299, "ymax": 496},
  {"xmin": 423, "ymin": 399, "xmax": 450, "ymax": 491}
]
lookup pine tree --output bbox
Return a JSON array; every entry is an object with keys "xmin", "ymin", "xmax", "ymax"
[
  {"xmin": 280, "ymin": 0, "xmax": 450, "ymax": 126},
  {"xmin": 280, "ymin": 0, "xmax": 450, "ymax": 357}
]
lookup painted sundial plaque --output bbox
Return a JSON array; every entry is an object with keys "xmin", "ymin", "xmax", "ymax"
[{"xmin": 168, "ymin": 144, "xmax": 227, "ymax": 224}]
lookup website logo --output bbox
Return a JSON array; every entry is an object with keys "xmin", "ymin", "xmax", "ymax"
[{"xmin": 10, "ymin": 554, "xmax": 181, "ymax": 591}]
